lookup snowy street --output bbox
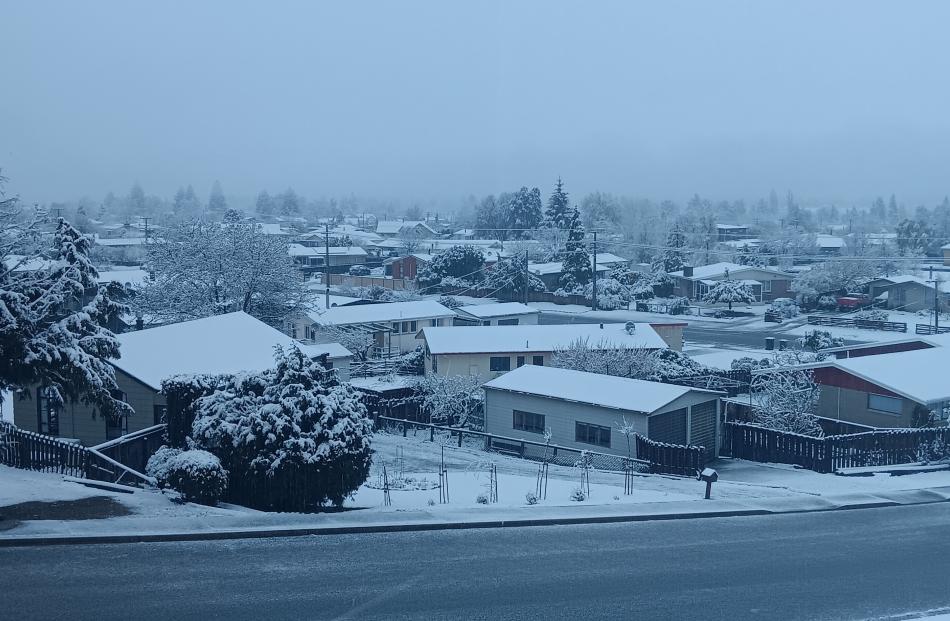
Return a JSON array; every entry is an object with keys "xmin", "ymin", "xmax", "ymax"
[{"xmin": 3, "ymin": 503, "xmax": 950, "ymax": 621}]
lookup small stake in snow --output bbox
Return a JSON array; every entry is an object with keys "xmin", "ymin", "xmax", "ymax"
[
  {"xmin": 439, "ymin": 446, "xmax": 450, "ymax": 504},
  {"xmin": 382, "ymin": 465, "xmax": 392, "ymax": 507},
  {"xmin": 489, "ymin": 463, "xmax": 498, "ymax": 503},
  {"xmin": 699, "ymin": 468, "xmax": 718, "ymax": 500},
  {"xmin": 623, "ymin": 459, "xmax": 635, "ymax": 496}
]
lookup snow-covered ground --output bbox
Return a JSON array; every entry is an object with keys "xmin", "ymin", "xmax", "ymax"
[
  {"xmin": 684, "ymin": 343, "xmax": 771, "ymax": 369},
  {"xmin": 0, "ymin": 390, "xmax": 11, "ymax": 422}
]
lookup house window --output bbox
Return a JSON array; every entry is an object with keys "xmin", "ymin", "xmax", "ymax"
[
  {"xmin": 430, "ymin": 318, "xmax": 439, "ymax": 327},
  {"xmin": 392, "ymin": 322, "xmax": 401, "ymax": 334},
  {"xmin": 402, "ymin": 321, "xmax": 410, "ymax": 333},
  {"xmin": 532, "ymin": 355, "xmax": 544, "ymax": 366},
  {"xmin": 575, "ymin": 421, "xmax": 611, "ymax": 448},
  {"xmin": 37, "ymin": 386, "xmax": 60, "ymax": 436},
  {"xmin": 517, "ymin": 356, "xmax": 525, "ymax": 367},
  {"xmin": 410, "ymin": 321, "xmax": 417, "ymax": 332},
  {"xmin": 105, "ymin": 390, "xmax": 128, "ymax": 440},
  {"xmin": 762, "ymin": 280, "xmax": 772, "ymax": 293},
  {"xmin": 498, "ymin": 318, "xmax": 519, "ymax": 326},
  {"xmin": 482, "ymin": 320, "xmax": 491, "ymax": 326},
  {"xmin": 489, "ymin": 356, "xmax": 511, "ymax": 372},
  {"xmin": 432, "ymin": 356, "xmax": 438, "ymax": 373},
  {"xmin": 868, "ymin": 393, "xmax": 902, "ymax": 415},
  {"xmin": 513, "ymin": 410, "xmax": 546, "ymax": 434},
  {"xmin": 153, "ymin": 405, "xmax": 167, "ymax": 426}
]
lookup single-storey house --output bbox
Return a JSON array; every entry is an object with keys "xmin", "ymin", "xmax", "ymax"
[
  {"xmin": 419, "ymin": 322, "xmax": 668, "ymax": 384},
  {"xmin": 12, "ymin": 312, "xmax": 352, "ymax": 446},
  {"xmin": 716, "ymin": 224, "xmax": 750, "ymax": 242},
  {"xmin": 453, "ymin": 302, "xmax": 541, "ymax": 326},
  {"xmin": 374, "ymin": 220, "xmax": 440, "ymax": 239},
  {"xmin": 669, "ymin": 262, "xmax": 793, "ymax": 303},
  {"xmin": 389, "ymin": 253, "xmax": 434, "ymax": 280},
  {"xmin": 786, "ymin": 348, "xmax": 950, "ymax": 428},
  {"xmin": 288, "ymin": 244, "xmax": 368, "ymax": 275},
  {"xmin": 529, "ymin": 258, "xmax": 611, "ymax": 291},
  {"xmin": 483, "ymin": 365, "xmax": 722, "ymax": 460},
  {"xmin": 869, "ymin": 274, "xmax": 950, "ymax": 312},
  {"xmin": 299, "ymin": 300, "xmax": 456, "ymax": 356}
]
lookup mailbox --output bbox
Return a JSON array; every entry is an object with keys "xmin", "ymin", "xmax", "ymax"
[{"xmin": 699, "ymin": 468, "xmax": 718, "ymax": 499}]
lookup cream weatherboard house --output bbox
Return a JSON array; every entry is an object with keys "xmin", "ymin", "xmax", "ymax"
[{"xmin": 13, "ymin": 312, "xmax": 351, "ymax": 446}]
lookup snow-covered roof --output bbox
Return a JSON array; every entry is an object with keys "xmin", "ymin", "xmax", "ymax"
[
  {"xmin": 670, "ymin": 262, "xmax": 788, "ymax": 280},
  {"xmin": 456, "ymin": 302, "xmax": 540, "ymax": 319},
  {"xmin": 94, "ymin": 237, "xmax": 149, "ymax": 247},
  {"xmin": 97, "ymin": 269, "xmax": 149, "ymax": 287},
  {"xmin": 593, "ymin": 253, "xmax": 628, "ymax": 265},
  {"xmin": 831, "ymin": 348, "xmax": 950, "ymax": 405},
  {"xmin": 879, "ymin": 274, "xmax": 950, "ymax": 293},
  {"xmin": 375, "ymin": 220, "xmax": 438, "ymax": 235},
  {"xmin": 815, "ymin": 234, "xmax": 845, "ymax": 249},
  {"xmin": 421, "ymin": 322, "xmax": 668, "ymax": 355},
  {"xmin": 716, "ymin": 224, "xmax": 748, "ymax": 230},
  {"xmin": 2, "ymin": 255, "xmax": 56, "ymax": 272},
  {"xmin": 256, "ymin": 223, "xmax": 289, "ymax": 235},
  {"xmin": 529, "ymin": 259, "xmax": 610, "ymax": 276},
  {"xmin": 288, "ymin": 244, "xmax": 368, "ymax": 257},
  {"xmin": 112, "ymin": 312, "xmax": 348, "ymax": 390},
  {"xmin": 297, "ymin": 342, "xmax": 353, "ymax": 359},
  {"xmin": 721, "ymin": 238, "xmax": 762, "ymax": 249},
  {"xmin": 309, "ymin": 300, "xmax": 455, "ymax": 325},
  {"xmin": 483, "ymin": 365, "xmax": 720, "ymax": 413}
]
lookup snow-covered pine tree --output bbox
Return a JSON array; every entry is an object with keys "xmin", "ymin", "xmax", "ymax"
[
  {"xmin": 658, "ymin": 225, "xmax": 688, "ymax": 273},
  {"xmin": 559, "ymin": 207, "xmax": 590, "ymax": 291},
  {"xmin": 505, "ymin": 186, "xmax": 543, "ymax": 239},
  {"xmin": 482, "ymin": 255, "xmax": 546, "ymax": 297},
  {"xmin": 0, "ymin": 211, "xmax": 131, "ymax": 420},
  {"xmin": 416, "ymin": 244, "xmax": 485, "ymax": 288},
  {"xmin": 702, "ymin": 268, "xmax": 756, "ymax": 310},
  {"xmin": 208, "ymin": 180, "xmax": 227, "ymax": 214},
  {"xmin": 544, "ymin": 178, "xmax": 571, "ymax": 230}
]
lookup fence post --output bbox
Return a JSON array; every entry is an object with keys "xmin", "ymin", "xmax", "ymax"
[
  {"xmin": 457, "ymin": 429, "xmax": 463, "ymax": 447},
  {"xmin": 430, "ymin": 424, "xmax": 435, "ymax": 442}
]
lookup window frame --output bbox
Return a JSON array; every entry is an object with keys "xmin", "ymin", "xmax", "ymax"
[
  {"xmin": 516, "ymin": 355, "xmax": 525, "ymax": 368},
  {"xmin": 513, "ymin": 410, "xmax": 546, "ymax": 434},
  {"xmin": 575, "ymin": 421, "xmax": 611, "ymax": 448},
  {"xmin": 867, "ymin": 393, "xmax": 902, "ymax": 416},
  {"xmin": 489, "ymin": 356, "xmax": 511, "ymax": 372},
  {"xmin": 532, "ymin": 355, "xmax": 544, "ymax": 366},
  {"xmin": 37, "ymin": 386, "xmax": 60, "ymax": 436}
]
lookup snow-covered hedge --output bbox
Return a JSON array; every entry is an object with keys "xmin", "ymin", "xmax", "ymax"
[
  {"xmin": 853, "ymin": 309, "xmax": 889, "ymax": 322},
  {"xmin": 145, "ymin": 446, "xmax": 183, "ymax": 488},
  {"xmin": 164, "ymin": 449, "xmax": 229, "ymax": 505},
  {"xmin": 768, "ymin": 297, "xmax": 800, "ymax": 319}
]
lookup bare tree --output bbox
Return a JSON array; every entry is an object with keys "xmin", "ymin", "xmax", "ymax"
[{"xmin": 751, "ymin": 369, "xmax": 823, "ymax": 436}]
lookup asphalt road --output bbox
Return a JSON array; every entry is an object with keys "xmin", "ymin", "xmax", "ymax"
[
  {"xmin": 538, "ymin": 310, "xmax": 861, "ymax": 349},
  {"xmin": 4, "ymin": 503, "xmax": 950, "ymax": 621}
]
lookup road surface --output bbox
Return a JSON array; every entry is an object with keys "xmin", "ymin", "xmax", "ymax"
[
  {"xmin": 538, "ymin": 310, "xmax": 861, "ymax": 349},
  {"xmin": 4, "ymin": 503, "xmax": 949, "ymax": 620}
]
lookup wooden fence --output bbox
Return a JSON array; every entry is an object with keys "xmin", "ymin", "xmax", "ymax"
[
  {"xmin": 915, "ymin": 323, "xmax": 950, "ymax": 335},
  {"xmin": 635, "ymin": 435, "xmax": 705, "ymax": 477},
  {"xmin": 808, "ymin": 315, "xmax": 907, "ymax": 333},
  {"xmin": 720, "ymin": 421, "xmax": 950, "ymax": 473},
  {"xmin": 0, "ymin": 421, "xmax": 158, "ymax": 486}
]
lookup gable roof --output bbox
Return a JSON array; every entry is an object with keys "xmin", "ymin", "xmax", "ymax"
[
  {"xmin": 375, "ymin": 220, "xmax": 438, "ymax": 235},
  {"xmin": 456, "ymin": 302, "xmax": 540, "ymax": 319},
  {"xmin": 309, "ymin": 300, "xmax": 454, "ymax": 325},
  {"xmin": 483, "ymin": 365, "xmax": 720, "ymax": 413},
  {"xmin": 829, "ymin": 348, "xmax": 950, "ymax": 405},
  {"xmin": 529, "ymin": 259, "xmax": 610, "ymax": 276},
  {"xmin": 670, "ymin": 262, "xmax": 789, "ymax": 280},
  {"xmin": 421, "ymin": 322, "xmax": 668, "ymax": 355},
  {"xmin": 288, "ymin": 244, "xmax": 368, "ymax": 257},
  {"xmin": 113, "ymin": 312, "xmax": 349, "ymax": 390}
]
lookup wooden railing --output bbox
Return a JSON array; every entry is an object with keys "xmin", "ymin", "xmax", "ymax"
[
  {"xmin": 808, "ymin": 315, "xmax": 907, "ymax": 333},
  {"xmin": 91, "ymin": 424, "xmax": 167, "ymax": 476},
  {"xmin": 915, "ymin": 323, "xmax": 950, "ymax": 335},
  {"xmin": 634, "ymin": 434, "xmax": 705, "ymax": 477}
]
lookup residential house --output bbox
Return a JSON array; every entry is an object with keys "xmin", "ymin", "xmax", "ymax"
[
  {"xmin": 453, "ymin": 302, "xmax": 541, "ymax": 326},
  {"xmin": 529, "ymin": 258, "xmax": 610, "ymax": 291},
  {"xmin": 943, "ymin": 243, "xmax": 950, "ymax": 267},
  {"xmin": 288, "ymin": 244, "xmax": 368, "ymax": 276},
  {"xmin": 669, "ymin": 262, "xmax": 793, "ymax": 303},
  {"xmin": 419, "ymin": 322, "xmax": 669, "ymax": 384},
  {"xmin": 12, "ymin": 312, "xmax": 352, "ymax": 446},
  {"xmin": 871, "ymin": 275, "xmax": 950, "ymax": 312},
  {"xmin": 92, "ymin": 236, "xmax": 149, "ymax": 265},
  {"xmin": 299, "ymin": 300, "xmax": 456, "ymax": 356},
  {"xmin": 716, "ymin": 224, "xmax": 750, "ymax": 242},
  {"xmin": 374, "ymin": 220, "xmax": 440, "ymax": 239},
  {"xmin": 483, "ymin": 365, "xmax": 722, "ymax": 460},
  {"xmin": 389, "ymin": 253, "xmax": 434, "ymax": 280},
  {"xmin": 798, "ymin": 348, "xmax": 950, "ymax": 428},
  {"xmin": 815, "ymin": 234, "xmax": 845, "ymax": 256}
]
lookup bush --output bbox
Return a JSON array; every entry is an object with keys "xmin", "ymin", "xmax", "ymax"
[
  {"xmin": 348, "ymin": 265, "xmax": 370, "ymax": 276},
  {"xmin": 437, "ymin": 295, "xmax": 462, "ymax": 309},
  {"xmin": 165, "ymin": 450, "xmax": 229, "ymax": 505},
  {"xmin": 731, "ymin": 356, "xmax": 772, "ymax": 372},
  {"xmin": 145, "ymin": 446, "xmax": 183, "ymax": 488},
  {"xmin": 854, "ymin": 309, "xmax": 888, "ymax": 321},
  {"xmin": 667, "ymin": 297, "xmax": 690, "ymax": 315},
  {"xmin": 525, "ymin": 491, "xmax": 539, "ymax": 505},
  {"xmin": 768, "ymin": 297, "xmax": 800, "ymax": 319},
  {"xmin": 476, "ymin": 493, "xmax": 489, "ymax": 504},
  {"xmin": 570, "ymin": 487, "xmax": 586, "ymax": 502},
  {"xmin": 817, "ymin": 295, "xmax": 837, "ymax": 310}
]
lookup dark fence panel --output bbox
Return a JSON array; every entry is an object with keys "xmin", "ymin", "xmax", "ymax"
[
  {"xmin": 721, "ymin": 421, "xmax": 950, "ymax": 473},
  {"xmin": 915, "ymin": 323, "xmax": 950, "ymax": 335},
  {"xmin": 808, "ymin": 315, "xmax": 907, "ymax": 333},
  {"xmin": 0, "ymin": 422, "xmax": 87, "ymax": 477},
  {"xmin": 635, "ymin": 434, "xmax": 704, "ymax": 476}
]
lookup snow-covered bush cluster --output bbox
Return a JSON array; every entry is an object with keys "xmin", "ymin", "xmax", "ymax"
[
  {"xmin": 475, "ymin": 493, "xmax": 489, "ymax": 504},
  {"xmin": 570, "ymin": 487, "xmax": 586, "ymax": 502},
  {"xmin": 348, "ymin": 265, "xmax": 370, "ymax": 276},
  {"xmin": 751, "ymin": 369, "xmax": 823, "ymax": 437},
  {"xmin": 164, "ymin": 450, "xmax": 229, "ymax": 505},
  {"xmin": 767, "ymin": 297, "xmax": 800, "ymax": 319},
  {"xmin": 584, "ymin": 277, "xmax": 629, "ymax": 310},
  {"xmin": 145, "ymin": 446, "xmax": 183, "ymax": 487},
  {"xmin": 666, "ymin": 296, "xmax": 691, "ymax": 315},
  {"xmin": 799, "ymin": 329, "xmax": 844, "ymax": 354},
  {"xmin": 853, "ymin": 309, "xmax": 889, "ymax": 322},
  {"xmin": 436, "ymin": 295, "xmax": 463, "ymax": 309},
  {"xmin": 416, "ymin": 245, "xmax": 485, "ymax": 288},
  {"xmin": 525, "ymin": 491, "xmax": 539, "ymax": 505},
  {"xmin": 174, "ymin": 347, "xmax": 373, "ymax": 511}
]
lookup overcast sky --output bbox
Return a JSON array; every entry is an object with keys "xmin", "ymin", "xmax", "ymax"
[{"xmin": 3, "ymin": 1, "xmax": 950, "ymax": 207}]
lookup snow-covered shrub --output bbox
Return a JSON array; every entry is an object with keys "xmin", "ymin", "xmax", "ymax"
[
  {"xmin": 649, "ymin": 349, "xmax": 710, "ymax": 381},
  {"xmin": 525, "ymin": 491, "xmax": 539, "ymax": 505},
  {"xmin": 730, "ymin": 357, "xmax": 772, "ymax": 372},
  {"xmin": 348, "ymin": 265, "xmax": 370, "ymax": 276},
  {"xmin": 667, "ymin": 297, "xmax": 690, "ymax": 315},
  {"xmin": 768, "ymin": 297, "xmax": 800, "ymax": 319},
  {"xmin": 475, "ymin": 493, "xmax": 489, "ymax": 504},
  {"xmin": 427, "ymin": 498, "xmax": 436, "ymax": 506},
  {"xmin": 437, "ymin": 295, "xmax": 462, "ymax": 309},
  {"xmin": 799, "ymin": 329, "xmax": 844, "ymax": 353},
  {"xmin": 817, "ymin": 295, "xmax": 837, "ymax": 310},
  {"xmin": 584, "ymin": 278, "xmax": 629, "ymax": 310},
  {"xmin": 570, "ymin": 487, "xmax": 586, "ymax": 502},
  {"xmin": 702, "ymin": 270, "xmax": 757, "ymax": 310},
  {"xmin": 145, "ymin": 446, "xmax": 183, "ymax": 488},
  {"xmin": 189, "ymin": 347, "xmax": 374, "ymax": 512},
  {"xmin": 164, "ymin": 449, "xmax": 228, "ymax": 505},
  {"xmin": 854, "ymin": 309, "xmax": 888, "ymax": 322},
  {"xmin": 750, "ymin": 369, "xmax": 823, "ymax": 436}
]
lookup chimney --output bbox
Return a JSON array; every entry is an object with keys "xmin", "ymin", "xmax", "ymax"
[
  {"xmin": 599, "ymin": 323, "xmax": 604, "ymax": 329},
  {"xmin": 683, "ymin": 266, "xmax": 694, "ymax": 278}
]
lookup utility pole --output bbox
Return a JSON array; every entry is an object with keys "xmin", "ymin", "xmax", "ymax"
[
  {"xmin": 929, "ymin": 265, "xmax": 940, "ymax": 333},
  {"xmin": 324, "ymin": 223, "xmax": 331, "ymax": 309},
  {"xmin": 591, "ymin": 231, "xmax": 597, "ymax": 311},
  {"xmin": 140, "ymin": 216, "xmax": 152, "ymax": 240},
  {"xmin": 523, "ymin": 249, "xmax": 529, "ymax": 305}
]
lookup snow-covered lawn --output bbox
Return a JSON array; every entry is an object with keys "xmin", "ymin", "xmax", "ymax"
[{"xmin": 684, "ymin": 344, "xmax": 771, "ymax": 369}]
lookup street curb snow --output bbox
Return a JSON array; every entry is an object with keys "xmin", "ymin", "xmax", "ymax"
[{"xmin": 1, "ymin": 494, "xmax": 947, "ymax": 547}]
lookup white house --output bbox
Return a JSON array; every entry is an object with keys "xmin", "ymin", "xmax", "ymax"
[
  {"xmin": 375, "ymin": 220, "xmax": 440, "ymax": 238},
  {"xmin": 669, "ymin": 262, "xmax": 793, "ymax": 303},
  {"xmin": 300, "ymin": 300, "xmax": 456, "ymax": 355},
  {"xmin": 288, "ymin": 244, "xmax": 368, "ymax": 275},
  {"xmin": 419, "ymin": 322, "xmax": 668, "ymax": 384},
  {"xmin": 454, "ymin": 302, "xmax": 541, "ymax": 326},
  {"xmin": 483, "ymin": 365, "xmax": 722, "ymax": 460}
]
